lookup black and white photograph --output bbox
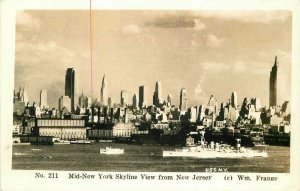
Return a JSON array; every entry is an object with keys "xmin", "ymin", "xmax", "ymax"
[{"xmin": 1, "ymin": 0, "xmax": 300, "ymax": 191}]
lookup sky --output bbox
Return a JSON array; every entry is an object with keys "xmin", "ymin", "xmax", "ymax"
[{"xmin": 15, "ymin": 10, "xmax": 292, "ymax": 108}]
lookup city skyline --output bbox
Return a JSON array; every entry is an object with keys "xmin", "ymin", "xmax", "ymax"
[{"xmin": 15, "ymin": 10, "xmax": 292, "ymax": 108}]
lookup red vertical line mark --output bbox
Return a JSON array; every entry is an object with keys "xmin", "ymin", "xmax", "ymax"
[{"xmin": 89, "ymin": 0, "xmax": 93, "ymax": 93}]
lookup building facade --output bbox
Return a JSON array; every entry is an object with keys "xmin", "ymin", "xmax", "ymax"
[
  {"xmin": 269, "ymin": 56, "xmax": 278, "ymax": 107},
  {"xmin": 40, "ymin": 90, "xmax": 48, "ymax": 109},
  {"xmin": 36, "ymin": 119, "xmax": 86, "ymax": 140},
  {"xmin": 65, "ymin": 68, "xmax": 75, "ymax": 112},
  {"xmin": 120, "ymin": 90, "xmax": 128, "ymax": 107},
  {"xmin": 13, "ymin": 87, "xmax": 28, "ymax": 115},
  {"xmin": 153, "ymin": 81, "xmax": 162, "ymax": 107},
  {"xmin": 167, "ymin": 94, "xmax": 172, "ymax": 106},
  {"xmin": 112, "ymin": 123, "xmax": 136, "ymax": 137},
  {"xmin": 151, "ymin": 123, "xmax": 169, "ymax": 130},
  {"xmin": 132, "ymin": 94, "xmax": 138, "ymax": 109},
  {"xmin": 101, "ymin": 74, "xmax": 107, "ymax": 106},
  {"xmin": 108, "ymin": 97, "xmax": 112, "ymax": 108},
  {"xmin": 87, "ymin": 129, "xmax": 113, "ymax": 139},
  {"xmin": 58, "ymin": 96, "xmax": 71, "ymax": 116},
  {"xmin": 207, "ymin": 95, "xmax": 218, "ymax": 114},
  {"xmin": 139, "ymin": 86, "xmax": 147, "ymax": 108},
  {"xmin": 78, "ymin": 93, "xmax": 91, "ymax": 108},
  {"xmin": 179, "ymin": 88, "xmax": 187, "ymax": 112},
  {"xmin": 231, "ymin": 91, "xmax": 237, "ymax": 109},
  {"xmin": 86, "ymin": 123, "xmax": 114, "ymax": 140}
]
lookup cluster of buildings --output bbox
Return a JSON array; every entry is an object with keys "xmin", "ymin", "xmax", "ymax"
[{"xmin": 13, "ymin": 56, "xmax": 291, "ymax": 145}]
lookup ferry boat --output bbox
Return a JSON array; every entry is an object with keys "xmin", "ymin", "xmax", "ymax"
[
  {"xmin": 99, "ymin": 140, "xmax": 113, "ymax": 143},
  {"xmin": 163, "ymin": 138, "xmax": 268, "ymax": 158},
  {"xmin": 31, "ymin": 149, "xmax": 41, "ymax": 151},
  {"xmin": 70, "ymin": 140, "xmax": 92, "ymax": 144},
  {"xmin": 54, "ymin": 140, "xmax": 71, "ymax": 145},
  {"xmin": 43, "ymin": 155, "xmax": 53, "ymax": 159},
  {"xmin": 100, "ymin": 147, "xmax": 124, "ymax": 155},
  {"xmin": 13, "ymin": 152, "xmax": 27, "ymax": 156}
]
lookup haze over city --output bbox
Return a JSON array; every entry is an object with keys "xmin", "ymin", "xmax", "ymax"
[
  {"xmin": 15, "ymin": 10, "xmax": 291, "ymax": 108},
  {"xmin": 12, "ymin": 9, "xmax": 292, "ymax": 174}
]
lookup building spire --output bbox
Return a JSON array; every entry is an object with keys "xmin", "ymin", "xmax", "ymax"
[
  {"xmin": 270, "ymin": 56, "xmax": 278, "ymax": 107},
  {"xmin": 101, "ymin": 74, "xmax": 107, "ymax": 105},
  {"xmin": 101, "ymin": 74, "xmax": 106, "ymax": 88}
]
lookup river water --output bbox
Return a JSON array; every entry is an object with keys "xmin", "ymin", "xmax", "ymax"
[{"xmin": 12, "ymin": 143, "xmax": 289, "ymax": 172}]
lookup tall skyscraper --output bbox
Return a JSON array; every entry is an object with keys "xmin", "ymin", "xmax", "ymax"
[
  {"xmin": 14, "ymin": 87, "xmax": 28, "ymax": 104},
  {"xmin": 58, "ymin": 96, "xmax": 71, "ymax": 116},
  {"xmin": 153, "ymin": 81, "xmax": 162, "ymax": 107},
  {"xmin": 15, "ymin": 87, "xmax": 29, "ymax": 104},
  {"xmin": 20, "ymin": 87, "xmax": 28, "ymax": 104},
  {"xmin": 252, "ymin": 97, "xmax": 261, "ymax": 111},
  {"xmin": 120, "ymin": 90, "xmax": 128, "ymax": 107},
  {"xmin": 87, "ymin": 96, "xmax": 92, "ymax": 108},
  {"xmin": 40, "ymin": 90, "xmax": 48, "ymax": 109},
  {"xmin": 139, "ymin": 86, "xmax": 147, "ymax": 108},
  {"xmin": 132, "ymin": 94, "xmax": 137, "ymax": 109},
  {"xmin": 78, "ymin": 93, "xmax": 88, "ymax": 108},
  {"xmin": 269, "ymin": 56, "xmax": 278, "ymax": 107},
  {"xmin": 179, "ymin": 88, "xmax": 187, "ymax": 112},
  {"xmin": 101, "ymin": 74, "xmax": 107, "ymax": 106},
  {"xmin": 231, "ymin": 91, "xmax": 237, "ymax": 109},
  {"xmin": 167, "ymin": 94, "xmax": 172, "ymax": 106},
  {"xmin": 65, "ymin": 68, "xmax": 75, "ymax": 112},
  {"xmin": 207, "ymin": 95, "xmax": 218, "ymax": 114},
  {"xmin": 13, "ymin": 90, "xmax": 17, "ymax": 103},
  {"xmin": 108, "ymin": 97, "xmax": 112, "ymax": 108},
  {"xmin": 197, "ymin": 105, "xmax": 205, "ymax": 122}
]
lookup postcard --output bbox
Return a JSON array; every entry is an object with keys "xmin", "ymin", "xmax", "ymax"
[{"xmin": 1, "ymin": 0, "xmax": 300, "ymax": 191}]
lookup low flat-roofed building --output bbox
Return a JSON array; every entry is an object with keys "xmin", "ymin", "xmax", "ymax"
[
  {"xmin": 88, "ymin": 129, "xmax": 113, "ymax": 139},
  {"xmin": 22, "ymin": 118, "xmax": 35, "ymax": 135},
  {"xmin": 280, "ymin": 125, "xmax": 291, "ymax": 134},
  {"xmin": 13, "ymin": 124, "xmax": 21, "ymax": 135},
  {"xmin": 202, "ymin": 117, "xmax": 213, "ymax": 127},
  {"xmin": 132, "ymin": 130, "xmax": 149, "ymax": 135},
  {"xmin": 271, "ymin": 125, "xmax": 291, "ymax": 134},
  {"xmin": 86, "ymin": 123, "xmax": 114, "ymax": 140},
  {"xmin": 113, "ymin": 123, "xmax": 136, "ymax": 137},
  {"xmin": 270, "ymin": 115, "xmax": 284, "ymax": 126},
  {"xmin": 35, "ymin": 119, "xmax": 86, "ymax": 140},
  {"xmin": 151, "ymin": 123, "xmax": 169, "ymax": 130},
  {"xmin": 216, "ymin": 121, "xmax": 225, "ymax": 128}
]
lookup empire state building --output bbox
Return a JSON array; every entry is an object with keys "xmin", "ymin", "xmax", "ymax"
[
  {"xmin": 101, "ymin": 74, "xmax": 107, "ymax": 105},
  {"xmin": 269, "ymin": 56, "xmax": 278, "ymax": 107}
]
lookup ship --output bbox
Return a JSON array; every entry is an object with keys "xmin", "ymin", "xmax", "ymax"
[
  {"xmin": 163, "ymin": 138, "xmax": 268, "ymax": 158},
  {"xmin": 100, "ymin": 147, "xmax": 124, "ymax": 155},
  {"xmin": 250, "ymin": 131, "xmax": 267, "ymax": 146}
]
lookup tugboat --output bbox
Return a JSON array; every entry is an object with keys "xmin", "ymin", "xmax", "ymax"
[
  {"xmin": 100, "ymin": 147, "xmax": 124, "ymax": 155},
  {"xmin": 250, "ymin": 131, "xmax": 267, "ymax": 146}
]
